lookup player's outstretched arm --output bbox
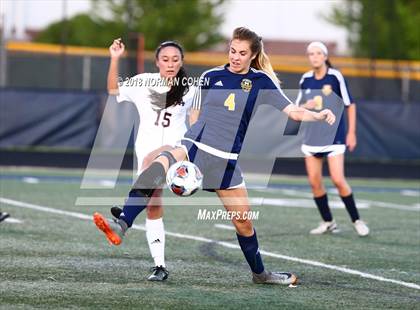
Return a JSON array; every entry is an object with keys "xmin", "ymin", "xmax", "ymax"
[
  {"xmin": 107, "ymin": 38, "xmax": 125, "ymax": 95},
  {"xmin": 283, "ymin": 103, "xmax": 336, "ymax": 125}
]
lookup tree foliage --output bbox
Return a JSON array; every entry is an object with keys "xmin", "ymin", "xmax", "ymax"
[
  {"xmin": 326, "ymin": 0, "xmax": 420, "ymax": 60},
  {"xmin": 35, "ymin": 0, "xmax": 226, "ymax": 51},
  {"xmin": 35, "ymin": 14, "xmax": 125, "ymax": 48}
]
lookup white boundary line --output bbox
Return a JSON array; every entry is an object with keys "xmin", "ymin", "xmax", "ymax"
[
  {"xmin": 214, "ymin": 223, "xmax": 236, "ymax": 231},
  {"xmin": 75, "ymin": 196, "xmax": 370, "ymax": 209},
  {"xmin": 1, "ymin": 196, "xmax": 419, "ymax": 290},
  {"xmin": 259, "ymin": 188, "xmax": 420, "ymax": 212},
  {"xmin": 3, "ymin": 217, "xmax": 23, "ymax": 224}
]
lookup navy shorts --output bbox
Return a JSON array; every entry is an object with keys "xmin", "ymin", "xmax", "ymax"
[{"xmin": 180, "ymin": 139, "xmax": 244, "ymax": 192}]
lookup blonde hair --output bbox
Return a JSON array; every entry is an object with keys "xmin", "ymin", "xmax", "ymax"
[{"xmin": 231, "ymin": 27, "xmax": 279, "ymax": 83}]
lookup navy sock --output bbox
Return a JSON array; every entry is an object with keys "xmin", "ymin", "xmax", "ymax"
[
  {"xmin": 119, "ymin": 189, "xmax": 150, "ymax": 227},
  {"xmin": 236, "ymin": 229, "xmax": 265, "ymax": 274},
  {"xmin": 120, "ymin": 162, "xmax": 166, "ymax": 228},
  {"xmin": 314, "ymin": 194, "xmax": 333, "ymax": 222},
  {"xmin": 341, "ymin": 193, "xmax": 360, "ymax": 222}
]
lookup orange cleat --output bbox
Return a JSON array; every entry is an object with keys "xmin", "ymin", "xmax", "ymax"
[{"xmin": 93, "ymin": 212, "xmax": 124, "ymax": 245}]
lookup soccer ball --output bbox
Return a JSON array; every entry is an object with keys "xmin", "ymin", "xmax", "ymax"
[{"xmin": 166, "ymin": 161, "xmax": 203, "ymax": 196}]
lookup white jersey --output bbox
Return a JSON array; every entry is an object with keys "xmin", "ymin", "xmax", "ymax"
[{"xmin": 117, "ymin": 73, "xmax": 195, "ymax": 173}]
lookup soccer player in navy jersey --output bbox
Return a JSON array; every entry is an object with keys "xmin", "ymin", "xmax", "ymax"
[
  {"xmin": 296, "ymin": 41, "xmax": 369, "ymax": 237},
  {"xmin": 93, "ymin": 27, "xmax": 336, "ymax": 285}
]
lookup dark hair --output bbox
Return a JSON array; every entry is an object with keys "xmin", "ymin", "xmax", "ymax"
[
  {"xmin": 155, "ymin": 41, "xmax": 189, "ymax": 108},
  {"xmin": 326, "ymin": 59, "xmax": 334, "ymax": 68}
]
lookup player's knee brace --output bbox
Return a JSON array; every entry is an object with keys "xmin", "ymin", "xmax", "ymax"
[
  {"xmin": 156, "ymin": 150, "xmax": 177, "ymax": 167},
  {"xmin": 132, "ymin": 162, "xmax": 166, "ymax": 197}
]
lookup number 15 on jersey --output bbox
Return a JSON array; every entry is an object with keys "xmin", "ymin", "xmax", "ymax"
[{"xmin": 154, "ymin": 110, "xmax": 172, "ymax": 127}]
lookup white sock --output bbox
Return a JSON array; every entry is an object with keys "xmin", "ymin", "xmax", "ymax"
[{"xmin": 145, "ymin": 217, "xmax": 165, "ymax": 267}]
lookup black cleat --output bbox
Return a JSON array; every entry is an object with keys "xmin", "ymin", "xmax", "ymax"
[
  {"xmin": 252, "ymin": 270, "xmax": 298, "ymax": 285},
  {"xmin": 110, "ymin": 206, "xmax": 123, "ymax": 219},
  {"xmin": 0, "ymin": 212, "xmax": 10, "ymax": 222},
  {"xmin": 147, "ymin": 266, "xmax": 169, "ymax": 281}
]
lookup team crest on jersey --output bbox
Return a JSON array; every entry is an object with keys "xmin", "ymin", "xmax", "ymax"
[
  {"xmin": 241, "ymin": 79, "xmax": 252, "ymax": 92},
  {"xmin": 322, "ymin": 84, "xmax": 332, "ymax": 96}
]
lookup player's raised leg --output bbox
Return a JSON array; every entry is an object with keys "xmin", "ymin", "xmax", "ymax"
[
  {"xmin": 93, "ymin": 147, "xmax": 186, "ymax": 245},
  {"xmin": 216, "ymin": 188, "xmax": 297, "ymax": 285}
]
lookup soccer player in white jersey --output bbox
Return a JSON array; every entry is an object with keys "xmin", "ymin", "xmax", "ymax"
[
  {"xmin": 296, "ymin": 42, "xmax": 369, "ymax": 237},
  {"xmin": 106, "ymin": 38, "xmax": 195, "ymax": 281}
]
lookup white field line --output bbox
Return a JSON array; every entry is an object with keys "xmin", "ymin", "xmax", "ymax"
[
  {"xmin": 1, "ymin": 196, "xmax": 419, "ymax": 291},
  {"xmin": 256, "ymin": 188, "xmax": 420, "ymax": 212},
  {"xmin": 75, "ymin": 196, "xmax": 369, "ymax": 209},
  {"xmin": 400, "ymin": 190, "xmax": 420, "ymax": 197},
  {"xmin": 3, "ymin": 217, "xmax": 23, "ymax": 224},
  {"xmin": 214, "ymin": 223, "xmax": 236, "ymax": 231},
  {"xmin": 22, "ymin": 177, "xmax": 40, "ymax": 184}
]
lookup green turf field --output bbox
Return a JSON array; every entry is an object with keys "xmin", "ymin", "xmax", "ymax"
[{"xmin": 1, "ymin": 166, "xmax": 419, "ymax": 309}]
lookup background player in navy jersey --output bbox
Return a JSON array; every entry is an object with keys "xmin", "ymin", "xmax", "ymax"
[
  {"xmin": 296, "ymin": 41, "xmax": 369, "ymax": 237},
  {"xmin": 93, "ymin": 27, "xmax": 335, "ymax": 285}
]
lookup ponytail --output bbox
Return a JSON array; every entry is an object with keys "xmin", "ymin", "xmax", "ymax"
[
  {"xmin": 166, "ymin": 66, "xmax": 189, "ymax": 107},
  {"xmin": 251, "ymin": 42, "xmax": 279, "ymax": 84},
  {"xmin": 325, "ymin": 59, "xmax": 334, "ymax": 68}
]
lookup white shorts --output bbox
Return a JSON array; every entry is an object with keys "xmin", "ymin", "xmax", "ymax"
[{"xmin": 301, "ymin": 144, "xmax": 346, "ymax": 157}]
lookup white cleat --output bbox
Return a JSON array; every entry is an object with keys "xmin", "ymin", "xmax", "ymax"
[
  {"xmin": 353, "ymin": 219, "xmax": 369, "ymax": 237},
  {"xmin": 310, "ymin": 220, "xmax": 339, "ymax": 235}
]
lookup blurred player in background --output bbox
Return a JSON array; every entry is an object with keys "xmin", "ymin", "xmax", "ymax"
[
  {"xmin": 296, "ymin": 41, "xmax": 369, "ymax": 237},
  {"xmin": 105, "ymin": 38, "xmax": 195, "ymax": 281},
  {"xmin": 94, "ymin": 27, "xmax": 336, "ymax": 285}
]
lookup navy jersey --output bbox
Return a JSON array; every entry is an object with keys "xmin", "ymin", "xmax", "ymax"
[
  {"xmin": 296, "ymin": 68, "xmax": 354, "ymax": 146},
  {"xmin": 184, "ymin": 64, "xmax": 292, "ymax": 155}
]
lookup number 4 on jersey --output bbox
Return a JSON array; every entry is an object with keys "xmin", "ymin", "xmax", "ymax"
[{"xmin": 224, "ymin": 93, "xmax": 236, "ymax": 111}]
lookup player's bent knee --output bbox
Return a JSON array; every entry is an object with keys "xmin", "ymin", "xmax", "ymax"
[
  {"xmin": 156, "ymin": 150, "xmax": 177, "ymax": 168},
  {"xmin": 331, "ymin": 178, "xmax": 347, "ymax": 189},
  {"xmin": 232, "ymin": 217, "xmax": 253, "ymax": 233},
  {"xmin": 309, "ymin": 181, "xmax": 324, "ymax": 193},
  {"xmin": 308, "ymin": 176, "xmax": 322, "ymax": 186}
]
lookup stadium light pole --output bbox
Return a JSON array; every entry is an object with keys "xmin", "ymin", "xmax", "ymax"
[
  {"xmin": 60, "ymin": 0, "xmax": 68, "ymax": 89},
  {"xmin": 0, "ymin": 0, "xmax": 7, "ymax": 87},
  {"xmin": 137, "ymin": 33, "xmax": 144, "ymax": 74}
]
